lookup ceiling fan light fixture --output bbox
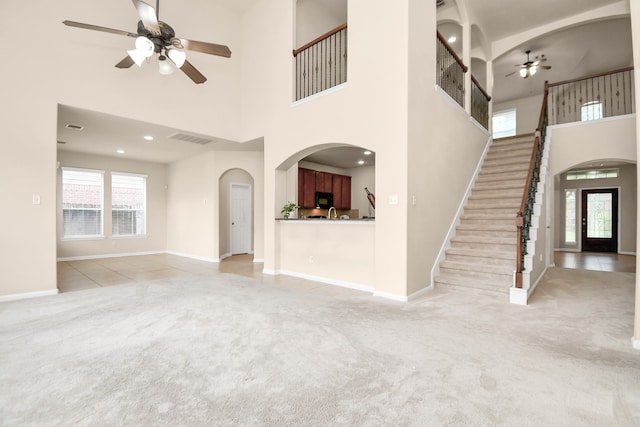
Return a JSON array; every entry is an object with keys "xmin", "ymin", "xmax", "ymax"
[
  {"xmin": 158, "ymin": 55, "xmax": 175, "ymax": 75},
  {"xmin": 127, "ymin": 48, "xmax": 147, "ymax": 66},
  {"xmin": 519, "ymin": 68, "xmax": 528, "ymax": 78},
  {"xmin": 134, "ymin": 36, "xmax": 155, "ymax": 58},
  {"xmin": 530, "ymin": 65, "xmax": 538, "ymax": 76},
  {"xmin": 167, "ymin": 48, "xmax": 186, "ymax": 68}
]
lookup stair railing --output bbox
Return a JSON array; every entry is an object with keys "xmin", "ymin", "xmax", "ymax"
[
  {"xmin": 293, "ymin": 23, "xmax": 348, "ymax": 101},
  {"xmin": 436, "ymin": 31, "xmax": 467, "ymax": 108},
  {"xmin": 515, "ymin": 82, "xmax": 549, "ymax": 288},
  {"xmin": 471, "ymin": 75, "xmax": 492, "ymax": 129}
]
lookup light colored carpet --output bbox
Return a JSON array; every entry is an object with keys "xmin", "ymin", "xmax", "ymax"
[{"xmin": 1, "ymin": 267, "xmax": 639, "ymax": 425}]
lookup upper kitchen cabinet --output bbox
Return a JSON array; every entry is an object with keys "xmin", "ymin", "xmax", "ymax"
[{"xmin": 298, "ymin": 168, "xmax": 351, "ymax": 209}]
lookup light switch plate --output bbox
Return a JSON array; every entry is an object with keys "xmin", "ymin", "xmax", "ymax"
[{"xmin": 32, "ymin": 195, "xmax": 41, "ymax": 205}]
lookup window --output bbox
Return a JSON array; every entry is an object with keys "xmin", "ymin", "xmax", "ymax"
[
  {"xmin": 62, "ymin": 168, "xmax": 104, "ymax": 238},
  {"xmin": 112, "ymin": 173, "xmax": 147, "ymax": 236},
  {"xmin": 566, "ymin": 168, "xmax": 618, "ymax": 181},
  {"xmin": 492, "ymin": 109, "xmax": 516, "ymax": 138},
  {"xmin": 581, "ymin": 101, "xmax": 603, "ymax": 121},
  {"xmin": 564, "ymin": 189, "xmax": 576, "ymax": 244}
]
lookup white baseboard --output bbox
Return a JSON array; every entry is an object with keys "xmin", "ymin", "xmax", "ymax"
[
  {"xmin": 165, "ymin": 251, "xmax": 217, "ymax": 263},
  {"xmin": 407, "ymin": 285, "xmax": 434, "ymax": 301},
  {"xmin": 0, "ymin": 289, "xmax": 59, "ymax": 303},
  {"xmin": 219, "ymin": 253, "xmax": 232, "ymax": 261},
  {"xmin": 57, "ymin": 251, "xmax": 165, "ymax": 262},
  {"xmin": 373, "ymin": 291, "xmax": 410, "ymax": 302},
  {"xmin": 619, "ymin": 251, "xmax": 637, "ymax": 256},
  {"xmin": 278, "ymin": 270, "xmax": 374, "ymax": 293},
  {"xmin": 262, "ymin": 269, "xmax": 278, "ymax": 275},
  {"xmin": 253, "ymin": 258, "xmax": 264, "ymax": 263},
  {"xmin": 633, "ymin": 338, "xmax": 640, "ymax": 350}
]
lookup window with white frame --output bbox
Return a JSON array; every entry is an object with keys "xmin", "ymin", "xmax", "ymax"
[
  {"xmin": 112, "ymin": 172, "xmax": 147, "ymax": 236},
  {"xmin": 581, "ymin": 101, "xmax": 603, "ymax": 121},
  {"xmin": 564, "ymin": 189, "xmax": 576, "ymax": 244},
  {"xmin": 492, "ymin": 109, "xmax": 516, "ymax": 139},
  {"xmin": 62, "ymin": 168, "xmax": 104, "ymax": 238}
]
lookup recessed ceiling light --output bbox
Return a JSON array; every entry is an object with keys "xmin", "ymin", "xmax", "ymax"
[
  {"xmin": 116, "ymin": 149, "xmax": 125, "ymax": 154},
  {"xmin": 357, "ymin": 160, "xmax": 365, "ymax": 165},
  {"xmin": 448, "ymin": 36, "xmax": 457, "ymax": 43},
  {"xmin": 364, "ymin": 150, "xmax": 372, "ymax": 156},
  {"xmin": 143, "ymin": 135, "xmax": 154, "ymax": 141}
]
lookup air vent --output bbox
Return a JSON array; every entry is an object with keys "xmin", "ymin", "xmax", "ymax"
[
  {"xmin": 168, "ymin": 132, "xmax": 213, "ymax": 145},
  {"xmin": 436, "ymin": 0, "xmax": 446, "ymax": 7},
  {"xmin": 57, "ymin": 141, "xmax": 67, "ymax": 144},
  {"xmin": 65, "ymin": 124, "xmax": 84, "ymax": 131}
]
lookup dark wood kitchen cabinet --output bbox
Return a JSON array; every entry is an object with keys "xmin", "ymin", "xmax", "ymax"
[{"xmin": 298, "ymin": 168, "xmax": 351, "ymax": 209}]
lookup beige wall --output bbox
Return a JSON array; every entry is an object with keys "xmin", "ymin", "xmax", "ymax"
[
  {"xmin": 347, "ymin": 165, "xmax": 375, "ymax": 218},
  {"xmin": 296, "ymin": 0, "xmax": 347, "ymax": 47},
  {"xmin": 494, "ymin": 94, "xmax": 544, "ymax": 136},
  {"xmin": 0, "ymin": 0, "xmax": 244, "ymax": 297},
  {"xmin": 56, "ymin": 151, "xmax": 168, "ymax": 259},
  {"xmin": 166, "ymin": 150, "xmax": 264, "ymax": 262}
]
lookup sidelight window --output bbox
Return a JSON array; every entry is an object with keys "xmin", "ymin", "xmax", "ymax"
[{"xmin": 564, "ymin": 189, "xmax": 576, "ymax": 244}]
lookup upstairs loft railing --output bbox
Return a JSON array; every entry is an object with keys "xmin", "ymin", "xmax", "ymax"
[
  {"xmin": 436, "ymin": 32, "xmax": 491, "ymax": 129},
  {"xmin": 293, "ymin": 23, "xmax": 348, "ymax": 101},
  {"xmin": 515, "ymin": 67, "xmax": 635, "ymax": 288},
  {"xmin": 547, "ymin": 67, "xmax": 635, "ymax": 125},
  {"xmin": 437, "ymin": 31, "xmax": 467, "ymax": 108},
  {"xmin": 471, "ymin": 75, "xmax": 492, "ymax": 129}
]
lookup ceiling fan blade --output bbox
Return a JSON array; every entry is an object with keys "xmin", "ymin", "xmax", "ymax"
[
  {"xmin": 179, "ymin": 38, "xmax": 232, "ymax": 58},
  {"xmin": 132, "ymin": 0, "xmax": 161, "ymax": 35},
  {"xmin": 115, "ymin": 56, "xmax": 135, "ymax": 68},
  {"xmin": 505, "ymin": 70, "xmax": 518, "ymax": 77},
  {"xmin": 63, "ymin": 20, "xmax": 137, "ymax": 38},
  {"xmin": 181, "ymin": 60, "xmax": 207, "ymax": 84},
  {"xmin": 538, "ymin": 65, "xmax": 552, "ymax": 70}
]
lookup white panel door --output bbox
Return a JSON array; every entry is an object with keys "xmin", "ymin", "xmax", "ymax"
[{"xmin": 230, "ymin": 183, "xmax": 252, "ymax": 255}]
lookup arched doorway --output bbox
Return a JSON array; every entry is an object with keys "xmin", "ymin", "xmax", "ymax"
[{"xmin": 219, "ymin": 169, "xmax": 254, "ymax": 260}]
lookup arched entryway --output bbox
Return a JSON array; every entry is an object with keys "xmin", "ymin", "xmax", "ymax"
[{"xmin": 218, "ymin": 169, "xmax": 255, "ymax": 260}]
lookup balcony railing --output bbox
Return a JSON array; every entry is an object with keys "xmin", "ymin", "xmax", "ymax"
[
  {"xmin": 436, "ymin": 32, "xmax": 491, "ymax": 129},
  {"xmin": 436, "ymin": 31, "xmax": 467, "ymax": 108},
  {"xmin": 547, "ymin": 67, "xmax": 635, "ymax": 125},
  {"xmin": 293, "ymin": 23, "xmax": 348, "ymax": 101},
  {"xmin": 471, "ymin": 75, "xmax": 491, "ymax": 129}
]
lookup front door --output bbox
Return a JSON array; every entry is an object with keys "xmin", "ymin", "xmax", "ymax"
[
  {"xmin": 581, "ymin": 188, "xmax": 618, "ymax": 253},
  {"xmin": 230, "ymin": 183, "xmax": 252, "ymax": 255}
]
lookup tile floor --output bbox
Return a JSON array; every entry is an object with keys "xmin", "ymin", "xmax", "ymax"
[
  {"xmin": 57, "ymin": 253, "xmax": 365, "ymax": 297},
  {"xmin": 554, "ymin": 251, "xmax": 636, "ymax": 273}
]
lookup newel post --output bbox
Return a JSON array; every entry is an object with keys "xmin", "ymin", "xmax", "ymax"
[{"xmin": 515, "ymin": 212, "xmax": 524, "ymax": 288}]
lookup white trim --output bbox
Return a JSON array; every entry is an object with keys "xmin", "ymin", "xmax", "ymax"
[
  {"xmin": 219, "ymin": 253, "xmax": 232, "ymax": 261},
  {"xmin": 111, "ymin": 170, "xmax": 148, "ymax": 179},
  {"xmin": 0, "ymin": 289, "xmax": 59, "ymax": 303},
  {"xmin": 373, "ymin": 291, "xmax": 409, "ymax": 302},
  {"xmin": 253, "ymin": 258, "xmax": 265, "ymax": 263},
  {"xmin": 509, "ymin": 287, "xmax": 528, "ymax": 306},
  {"xmin": 431, "ymin": 134, "xmax": 493, "ymax": 285},
  {"xmin": 61, "ymin": 166, "xmax": 106, "ymax": 175},
  {"xmin": 632, "ymin": 338, "xmax": 640, "ymax": 350},
  {"xmin": 290, "ymin": 82, "xmax": 348, "ymax": 107},
  {"xmin": 407, "ymin": 285, "xmax": 434, "ymax": 301},
  {"xmin": 619, "ymin": 251, "xmax": 637, "ymax": 256},
  {"xmin": 548, "ymin": 113, "xmax": 635, "ymax": 130},
  {"xmin": 166, "ymin": 251, "xmax": 217, "ymax": 263},
  {"xmin": 57, "ymin": 250, "xmax": 165, "ymax": 262},
  {"xmin": 277, "ymin": 270, "xmax": 374, "ymax": 293},
  {"xmin": 262, "ymin": 268, "xmax": 278, "ymax": 275}
]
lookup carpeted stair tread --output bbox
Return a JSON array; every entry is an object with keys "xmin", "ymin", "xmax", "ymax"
[
  {"xmin": 440, "ymin": 260, "xmax": 514, "ymax": 277},
  {"xmin": 445, "ymin": 247, "xmax": 516, "ymax": 261},
  {"xmin": 434, "ymin": 275, "xmax": 509, "ymax": 294},
  {"xmin": 456, "ymin": 222, "xmax": 516, "ymax": 232}
]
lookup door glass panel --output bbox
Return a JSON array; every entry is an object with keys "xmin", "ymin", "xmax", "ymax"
[{"xmin": 587, "ymin": 193, "xmax": 613, "ymax": 238}]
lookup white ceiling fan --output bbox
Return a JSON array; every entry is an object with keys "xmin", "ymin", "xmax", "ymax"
[{"xmin": 506, "ymin": 50, "xmax": 552, "ymax": 79}]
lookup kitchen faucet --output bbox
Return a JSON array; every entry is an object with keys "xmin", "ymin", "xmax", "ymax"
[{"xmin": 327, "ymin": 206, "xmax": 337, "ymax": 219}]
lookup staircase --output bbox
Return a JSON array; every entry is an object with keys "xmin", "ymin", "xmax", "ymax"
[{"xmin": 434, "ymin": 134, "xmax": 535, "ymax": 295}]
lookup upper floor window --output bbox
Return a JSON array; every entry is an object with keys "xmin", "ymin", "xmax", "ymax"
[
  {"xmin": 581, "ymin": 101, "xmax": 603, "ymax": 121},
  {"xmin": 62, "ymin": 168, "xmax": 104, "ymax": 239},
  {"xmin": 112, "ymin": 172, "xmax": 147, "ymax": 237},
  {"xmin": 566, "ymin": 168, "xmax": 618, "ymax": 180},
  {"xmin": 492, "ymin": 109, "xmax": 516, "ymax": 138}
]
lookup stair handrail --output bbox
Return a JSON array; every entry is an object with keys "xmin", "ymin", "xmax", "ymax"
[
  {"xmin": 293, "ymin": 23, "xmax": 348, "ymax": 57},
  {"xmin": 515, "ymin": 81, "xmax": 549, "ymax": 288}
]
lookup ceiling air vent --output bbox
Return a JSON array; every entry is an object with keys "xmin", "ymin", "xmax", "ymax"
[
  {"xmin": 65, "ymin": 124, "xmax": 84, "ymax": 131},
  {"xmin": 168, "ymin": 132, "xmax": 213, "ymax": 145},
  {"xmin": 436, "ymin": 0, "xmax": 446, "ymax": 7}
]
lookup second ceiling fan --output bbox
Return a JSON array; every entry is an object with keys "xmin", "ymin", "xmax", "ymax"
[
  {"xmin": 507, "ymin": 50, "xmax": 552, "ymax": 79},
  {"xmin": 63, "ymin": 0, "xmax": 231, "ymax": 84}
]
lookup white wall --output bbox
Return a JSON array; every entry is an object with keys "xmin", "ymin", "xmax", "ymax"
[
  {"xmin": 56, "ymin": 151, "xmax": 168, "ymax": 259},
  {"xmin": 494, "ymin": 94, "xmax": 544, "ymax": 136}
]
